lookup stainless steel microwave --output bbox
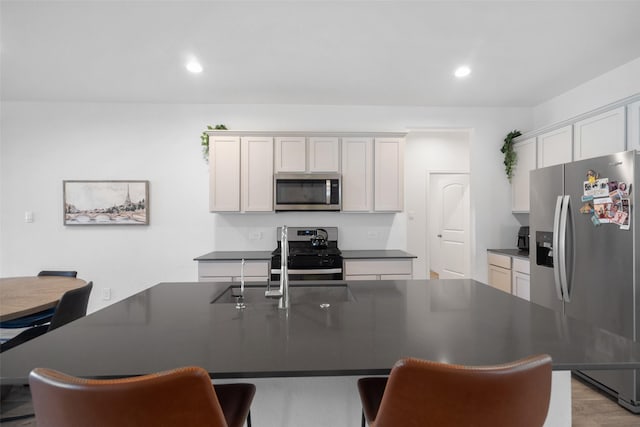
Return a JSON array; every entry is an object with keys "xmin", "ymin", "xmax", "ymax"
[{"xmin": 274, "ymin": 173, "xmax": 341, "ymax": 211}]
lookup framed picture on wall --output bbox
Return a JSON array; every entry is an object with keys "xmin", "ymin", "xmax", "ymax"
[{"xmin": 63, "ymin": 180, "xmax": 149, "ymax": 225}]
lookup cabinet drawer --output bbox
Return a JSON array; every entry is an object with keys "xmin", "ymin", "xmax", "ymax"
[
  {"xmin": 488, "ymin": 265, "xmax": 511, "ymax": 293},
  {"xmin": 344, "ymin": 259, "xmax": 412, "ymax": 276},
  {"xmin": 487, "ymin": 253, "xmax": 511, "ymax": 269},
  {"xmin": 380, "ymin": 274, "xmax": 412, "ymax": 280},
  {"xmin": 198, "ymin": 261, "xmax": 269, "ymax": 278},
  {"xmin": 345, "ymin": 275, "xmax": 378, "ymax": 281},
  {"xmin": 512, "ymin": 258, "xmax": 530, "ymax": 274}
]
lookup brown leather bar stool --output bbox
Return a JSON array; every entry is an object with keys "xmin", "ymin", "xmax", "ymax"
[
  {"xmin": 29, "ymin": 366, "xmax": 255, "ymax": 427},
  {"xmin": 358, "ymin": 354, "xmax": 552, "ymax": 427}
]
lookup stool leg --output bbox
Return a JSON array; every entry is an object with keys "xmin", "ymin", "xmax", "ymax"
[
  {"xmin": 361, "ymin": 411, "xmax": 366, "ymax": 427},
  {"xmin": 247, "ymin": 411, "xmax": 252, "ymax": 427}
]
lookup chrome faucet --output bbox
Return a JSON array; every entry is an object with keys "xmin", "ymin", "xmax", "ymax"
[{"xmin": 265, "ymin": 225, "xmax": 290, "ymax": 309}]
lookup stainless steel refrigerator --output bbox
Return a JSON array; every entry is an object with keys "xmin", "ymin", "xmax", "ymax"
[{"xmin": 530, "ymin": 150, "xmax": 639, "ymax": 412}]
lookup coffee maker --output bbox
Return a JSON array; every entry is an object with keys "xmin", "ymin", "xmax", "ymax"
[{"xmin": 517, "ymin": 226, "xmax": 530, "ymax": 252}]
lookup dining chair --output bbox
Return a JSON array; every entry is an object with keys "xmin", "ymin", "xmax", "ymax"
[
  {"xmin": 37, "ymin": 270, "xmax": 78, "ymax": 278},
  {"xmin": 29, "ymin": 366, "xmax": 256, "ymax": 427},
  {"xmin": 0, "ymin": 270, "xmax": 79, "ymax": 329},
  {"xmin": 0, "ymin": 282, "xmax": 93, "ymax": 353},
  {"xmin": 357, "ymin": 354, "xmax": 552, "ymax": 427}
]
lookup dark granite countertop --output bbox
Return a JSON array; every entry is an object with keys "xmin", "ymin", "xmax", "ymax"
[
  {"xmin": 341, "ymin": 250, "xmax": 416, "ymax": 259},
  {"xmin": 2, "ymin": 279, "xmax": 640, "ymax": 384},
  {"xmin": 487, "ymin": 248, "xmax": 530, "ymax": 260},
  {"xmin": 194, "ymin": 251, "xmax": 272, "ymax": 261}
]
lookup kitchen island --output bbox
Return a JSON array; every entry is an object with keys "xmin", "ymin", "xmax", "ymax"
[{"xmin": 2, "ymin": 279, "xmax": 639, "ymax": 426}]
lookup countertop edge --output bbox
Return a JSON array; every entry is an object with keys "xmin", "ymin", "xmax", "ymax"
[
  {"xmin": 195, "ymin": 250, "xmax": 417, "ymax": 261},
  {"xmin": 487, "ymin": 248, "xmax": 530, "ymax": 260}
]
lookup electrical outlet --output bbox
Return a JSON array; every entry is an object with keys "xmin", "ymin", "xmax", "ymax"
[
  {"xmin": 367, "ymin": 231, "xmax": 378, "ymax": 239},
  {"xmin": 249, "ymin": 231, "xmax": 262, "ymax": 240},
  {"xmin": 101, "ymin": 288, "xmax": 112, "ymax": 301},
  {"xmin": 24, "ymin": 211, "xmax": 34, "ymax": 223}
]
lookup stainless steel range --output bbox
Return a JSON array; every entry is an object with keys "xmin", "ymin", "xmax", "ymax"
[{"xmin": 270, "ymin": 226, "xmax": 343, "ymax": 281}]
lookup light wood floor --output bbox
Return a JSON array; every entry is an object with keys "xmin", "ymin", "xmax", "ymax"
[
  {"xmin": 1, "ymin": 375, "xmax": 638, "ymax": 426},
  {"xmin": 572, "ymin": 376, "xmax": 639, "ymax": 426}
]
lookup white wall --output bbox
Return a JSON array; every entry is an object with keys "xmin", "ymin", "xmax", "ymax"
[
  {"xmin": 405, "ymin": 130, "xmax": 470, "ymax": 279},
  {"xmin": 0, "ymin": 102, "xmax": 530, "ymax": 312},
  {"xmin": 534, "ymin": 56, "xmax": 640, "ymax": 128}
]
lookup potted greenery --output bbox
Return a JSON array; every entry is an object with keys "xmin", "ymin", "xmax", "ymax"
[
  {"xmin": 500, "ymin": 130, "xmax": 522, "ymax": 182},
  {"xmin": 200, "ymin": 124, "xmax": 228, "ymax": 162}
]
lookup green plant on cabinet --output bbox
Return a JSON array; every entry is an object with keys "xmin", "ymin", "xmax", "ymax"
[{"xmin": 501, "ymin": 130, "xmax": 522, "ymax": 182}]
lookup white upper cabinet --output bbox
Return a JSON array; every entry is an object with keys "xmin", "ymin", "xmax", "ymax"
[
  {"xmin": 274, "ymin": 136, "xmax": 340, "ymax": 173},
  {"xmin": 209, "ymin": 135, "xmax": 273, "ymax": 212},
  {"xmin": 627, "ymin": 101, "xmax": 640, "ymax": 151},
  {"xmin": 374, "ymin": 137, "xmax": 405, "ymax": 212},
  {"xmin": 511, "ymin": 137, "xmax": 536, "ymax": 212},
  {"xmin": 537, "ymin": 125, "xmax": 572, "ymax": 168},
  {"xmin": 207, "ymin": 130, "xmax": 406, "ymax": 213},
  {"xmin": 209, "ymin": 136, "xmax": 241, "ymax": 212},
  {"xmin": 275, "ymin": 137, "xmax": 306, "ymax": 172},
  {"xmin": 241, "ymin": 136, "xmax": 274, "ymax": 212},
  {"xmin": 308, "ymin": 137, "xmax": 340, "ymax": 172},
  {"xmin": 574, "ymin": 106, "xmax": 626, "ymax": 161},
  {"xmin": 341, "ymin": 137, "xmax": 373, "ymax": 212}
]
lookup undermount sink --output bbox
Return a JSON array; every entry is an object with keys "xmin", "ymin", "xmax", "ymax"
[{"xmin": 211, "ymin": 282, "xmax": 356, "ymax": 305}]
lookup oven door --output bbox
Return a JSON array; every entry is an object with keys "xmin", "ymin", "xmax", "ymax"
[{"xmin": 271, "ymin": 268, "xmax": 343, "ymax": 281}]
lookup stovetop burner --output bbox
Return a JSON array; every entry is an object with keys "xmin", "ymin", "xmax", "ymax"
[
  {"xmin": 272, "ymin": 242, "xmax": 341, "ymax": 257},
  {"xmin": 289, "ymin": 246, "xmax": 341, "ymax": 257},
  {"xmin": 271, "ymin": 227, "xmax": 342, "ymax": 270}
]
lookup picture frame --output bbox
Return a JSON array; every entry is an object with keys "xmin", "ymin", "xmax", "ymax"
[{"xmin": 63, "ymin": 180, "xmax": 149, "ymax": 225}]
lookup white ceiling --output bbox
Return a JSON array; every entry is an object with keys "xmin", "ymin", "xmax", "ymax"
[{"xmin": 2, "ymin": 0, "xmax": 640, "ymax": 107}]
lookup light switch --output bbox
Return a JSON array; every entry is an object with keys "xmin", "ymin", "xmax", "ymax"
[{"xmin": 24, "ymin": 211, "xmax": 34, "ymax": 223}]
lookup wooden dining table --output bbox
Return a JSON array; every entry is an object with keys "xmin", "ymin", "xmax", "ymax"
[{"xmin": 0, "ymin": 276, "xmax": 86, "ymax": 322}]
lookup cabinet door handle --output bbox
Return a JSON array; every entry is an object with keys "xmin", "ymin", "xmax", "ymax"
[{"xmin": 437, "ymin": 234, "xmax": 442, "ymax": 238}]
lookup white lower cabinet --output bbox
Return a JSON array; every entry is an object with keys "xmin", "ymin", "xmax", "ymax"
[
  {"xmin": 198, "ymin": 260, "xmax": 269, "ymax": 283},
  {"xmin": 487, "ymin": 253, "xmax": 530, "ymax": 298},
  {"xmin": 344, "ymin": 259, "xmax": 413, "ymax": 281},
  {"xmin": 487, "ymin": 253, "xmax": 511, "ymax": 293},
  {"xmin": 512, "ymin": 258, "xmax": 530, "ymax": 301}
]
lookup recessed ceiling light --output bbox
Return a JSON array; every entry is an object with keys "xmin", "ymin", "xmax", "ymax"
[
  {"xmin": 454, "ymin": 66, "xmax": 471, "ymax": 78},
  {"xmin": 186, "ymin": 60, "xmax": 203, "ymax": 74}
]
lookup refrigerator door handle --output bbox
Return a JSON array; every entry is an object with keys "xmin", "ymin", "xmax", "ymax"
[
  {"xmin": 552, "ymin": 195, "xmax": 564, "ymax": 301},
  {"xmin": 559, "ymin": 195, "xmax": 571, "ymax": 302}
]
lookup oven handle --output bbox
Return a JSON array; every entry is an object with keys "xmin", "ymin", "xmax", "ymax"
[{"xmin": 271, "ymin": 268, "xmax": 343, "ymax": 275}]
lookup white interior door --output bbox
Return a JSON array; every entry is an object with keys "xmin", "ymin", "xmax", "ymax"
[{"xmin": 429, "ymin": 173, "xmax": 470, "ymax": 279}]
